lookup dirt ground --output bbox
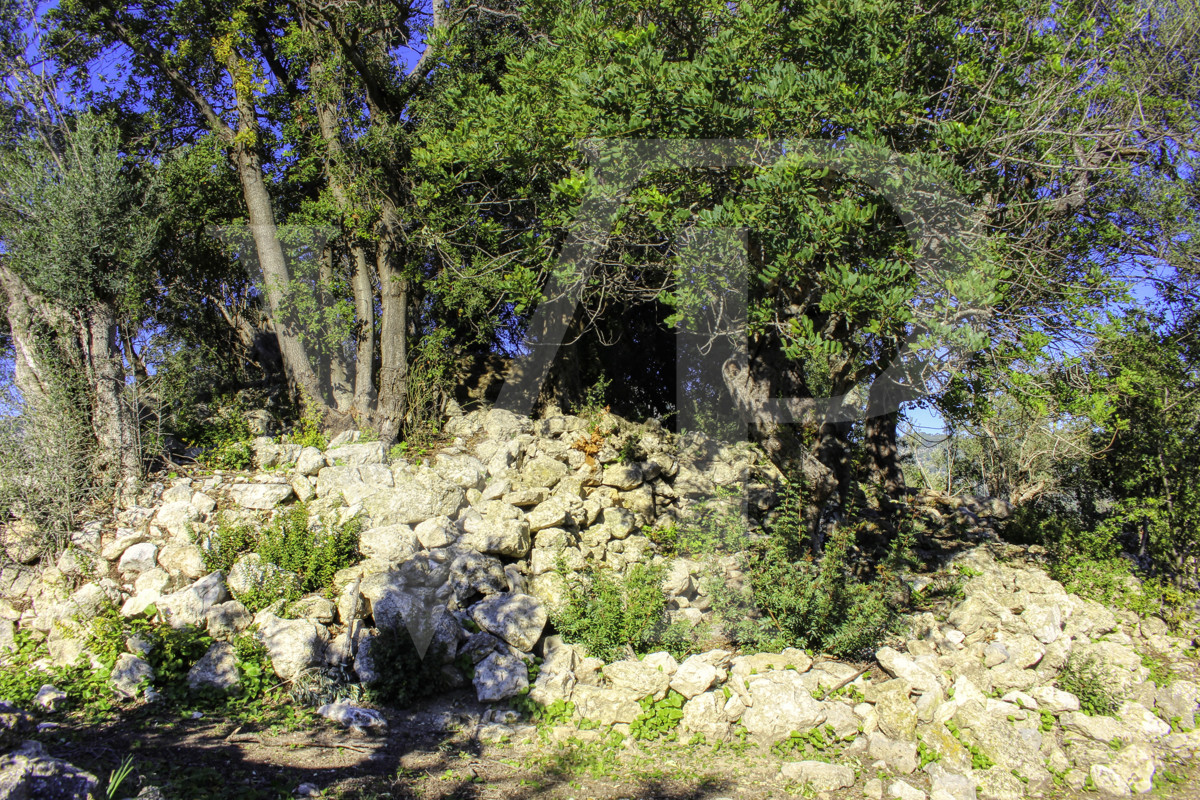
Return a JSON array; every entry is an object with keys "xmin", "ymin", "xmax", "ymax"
[{"xmin": 32, "ymin": 688, "xmax": 1200, "ymax": 800}]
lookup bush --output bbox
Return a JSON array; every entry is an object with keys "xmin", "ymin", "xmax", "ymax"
[
  {"xmin": 551, "ymin": 563, "xmax": 670, "ymax": 662},
  {"xmin": 202, "ymin": 505, "xmax": 360, "ymax": 600},
  {"xmin": 0, "ymin": 367, "xmax": 102, "ymax": 562},
  {"xmin": 740, "ymin": 521, "xmax": 902, "ymax": 658},
  {"xmin": 1057, "ymin": 653, "xmax": 1120, "ymax": 716},
  {"xmin": 176, "ymin": 395, "xmax": 255, "ymax": 470},
  {"xmin": 713, "ymin": 478, "xmax": 907, "ymax": 659}
]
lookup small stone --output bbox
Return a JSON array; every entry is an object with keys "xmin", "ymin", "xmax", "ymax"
[
  {"xmin": 889, "ymin": 779, "xmax": 927, "ymax": 800},
  {"xmin": 34, "ymin": 685, "xmax": 68, "ymax": 712},
  {"xmin": 317, "ymin": 703, "xmax": 387, "ymax": 735},
  {"xmin": 780, "ymin": 761, "xmax": 856, "ymax": 792}
]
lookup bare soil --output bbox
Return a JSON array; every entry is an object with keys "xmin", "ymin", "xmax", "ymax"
[{"xmin": 32, "ymin": 689, "xmax": 1200, "ymax": 800}]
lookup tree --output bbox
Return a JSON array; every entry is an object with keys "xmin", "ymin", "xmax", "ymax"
[{"xmin": 0, "ymin": 111, "xmax": 159, "ymax": 480}]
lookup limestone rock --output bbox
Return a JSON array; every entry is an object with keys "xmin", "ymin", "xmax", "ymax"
[
  {"xmin": 0, "ymin": 740, "xmax": 99, "ymax": 800},
  {"xmin": 118, "ymin": 542, "xmax": 158, "ymax": 575},
  {"xmin": 187, "ymin": 642, "xmax": 241, "ymax": 692},
  {"xmin": 470, "ymin": 593, "xmax": 546, "ymax": 652},
  {"xmin": 670, "ymin": 656, "xmax": 720, "ymax": 699},
  {"xmin": 680, "ymin": 690, "xmax": 732, "ymax": 742},
  {"xmin": 256, "ymin": 613, "xmax": 328, "ymax": 680},
  {"xmin": 781, "ymin": 761, "xmax": 856, "ymax": 792},
  {"xmin": 358, "ymin": 524, "xmax": 420, "ymax": 564},
  {"xmin": 571, "ymin": 684, "xmax": 643, "ymax": 725},
  {"xmin": 604, "ymin": 660, "xmax": 670, "ymax": 701},
  {"xmin": 473, "ymin": 651, "xmax": 529, "ymax": 702},
  {"xmin": 230, "ymin": 483, "xmax": 294, "ymax": 509},
  {"xmin": 740, "ymin": 670, "xmax": 826, "ymax": 742},
  {"xmin": 109, "ymin": 654, "xmax": 153, "ymax": 699}
]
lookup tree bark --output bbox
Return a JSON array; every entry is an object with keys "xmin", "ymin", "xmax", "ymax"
[
  {"xmin": 81, "ymin": 302, "xmax": 140, "ymax": 481},
  {"xmin": 720, "ymin": 347, "xmax": 838, "ymax": 539},
  {"xmin": 864, "ymin": 372, "xmax": 907, "ymax": 501},
  {"xmin": 319, "ymin": 247, "xmax": 355, "ymax": 413},
  {"xmin": 375, "ymin": 198, "xmax": 408, "ymax": 442},
  {"xmin": 233, "ymin": 143, "xmax": 327, "ymax": 411}
]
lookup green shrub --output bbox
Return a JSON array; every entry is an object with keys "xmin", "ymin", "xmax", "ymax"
[
  {"xmin": 256, "ymin": 505, "xmax": 361, "ymax": 595},
  {"xmin": 177, "ymin": 395, "xmax": 255, "ymax": 470},
  {"xmin": 201, "ymin": 505, "xmax": 361, "ymax": 608},
  {"xmin": 1057, "ymin": 653, "xmax": 1120, "ymax": 716},
  {"xmin": 284, "ymin": 395, "xmax": 327, "ymax": 450},
  {"xmin": 551, "ymin": 563, "xmax": 669, "ymax": 662},
  {"xmin": 737, "ymin": 513, "xmax": 903, "ymax": 659}
]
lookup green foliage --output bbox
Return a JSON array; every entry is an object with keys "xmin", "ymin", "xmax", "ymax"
[
  {"xmin": 255, "ymin": 505, "xmax": 361, "ymax": 596},
  {"xmin": 573, "ymin": 374, "xmax": 612, "ymax": 421},
  {"xmin": 201, "ymin": 517, "xmax": 258, "ymax": 574},
  {"xmin": 771, "ymin": 725, "xmax": 843, "ymax": 758},
  {"xmin": 1058, "ymin": 653, "xmax": 1120, "ymax": 716},
  {"xmin": 1141, "ymin": 653, "xmax": 1173, "ymax": 688},
  {"xmin": 175, "ymin": 395, "xmax": 255, "ymax": 470},
  {"xmin": 285, "ymin": 395, "xmax": 328, "ymax": 451},
  {"xmin": 551, "ymin": 563, "xmax": 669, "ymax": 662},
  {"xmin": 917, "ymin": 739, "xmax": 941, "ymax": 768},
  {"xmin": 944, "ymin": 720, "xmax": 995, "ymax": 770},
  {"xmin": 105, "ymin": 755, "xmax": 137, "ymax": 800},
  {"xmin": 630, "ymin": 690, "xmax": 685, "ymax": 741},
  {"xmin": 736, "ymin": 490, "xmax": 905, "ymax": 658},
  {"xmin": 201, "ymin": 505, "xmax": 361, "ymax": 610},
  {"xmin": 361, "ymin": 624, "xmax": 451, "ymax": 707}
]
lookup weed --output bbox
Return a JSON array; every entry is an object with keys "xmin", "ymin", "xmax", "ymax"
[
  {"xmin": 1058, "ymin": 653, "xmax": 1120, "ymax": 716},
  {"xmin": 630, "ymin": 690, "xmax": 686, "ymax": 741},
  {"xmin": 105, "ymin": 755, "xmax": 136, "ymax": 800},
  {"xmin": 918, "ymin": 739, "xmax": 941, "ymax": 768},
  {"xmin": 201, "ymin": 505, "xmax": 360, "ymax": 611},
  {"xmin": 1141, "ymin": 652, "xmax": 1173, "ymax": 687},
  {"xmin": 361, "ymin": 624, "xmax": 451, "ymax": 707},
  {"xmin": 945, "ymin": 720, "xmax": 995, "ymax": 770},
  {"xmin": 551, "ymin": 562, "xmax": 669, "ymax": 661}
]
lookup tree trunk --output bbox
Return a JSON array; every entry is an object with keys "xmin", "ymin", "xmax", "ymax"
[
  {"xmin": 375, "ymin": 199, "xmax": 408, "ymax": 442},
  {"xmin": 319, "ymin": 247, "xmax": 355, "ymax": 413},
  {"xmin": 309, "ymin": 50, "xmax": 379, "ymax": 424},
  {"xmin": 233, "ymin": 144, "xmax": 327, "ymax": 412},
  {"xmin": 864, "ymin": 372, "xmax": 907, "ymax": 501},
  {"xmin": 351, "ymin": 244, "xmax": 377, "ymax": 415},
  {"xmin": 81, "ymin": 302, "xmax": 140, "ymax": 481},
  {"xmin": 0, "ymin": 263, "xmax": 54, "ymax": 406},
  {"xmin": 720, "ymin": 346, "xmax": 838, "ymax": 538}
]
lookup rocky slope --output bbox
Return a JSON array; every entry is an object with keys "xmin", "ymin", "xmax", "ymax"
[{"xmin": 0, "ymin": 405, "xmax": 1196, "ymax": 799}]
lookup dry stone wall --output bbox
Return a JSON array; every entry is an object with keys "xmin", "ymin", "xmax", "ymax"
[{"xmin": 0, "ymin": 405, "xmax": 1196, "ymax": 800}]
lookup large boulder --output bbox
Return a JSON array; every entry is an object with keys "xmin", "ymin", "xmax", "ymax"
[
  {"xmin": 109, "ymin": 654, "xmax": 153, "ymax": 699},
  {"xmin": 360, "ymin": 472, "xmax": 465, "ymax": 526},
  {"xmin": 462, "ymin": 503, "xmax": 531, "ymax": 557},
  {"xmin": 229, "ymin": 483, "xmax": 294, "ymax": 510},
  {"xmin": 158, "ymin": 572, "xmax": 231, "ymax": 628},
  {"xmin": 740, "ymin": 670, "xmax": 826, "ymax": 742},
  {"xmin": 469, "ymin": 593, "xmax": 547, "ymax": 652},
  {"xmin": 0, "ymin": 740, "xmax": 98, "ymax": 800},
  {"xmin": 473, "ymin": 651, "xmax": 529, "ymax": 702},
  {"xmin": 779, "ymin": 761, "xmax": 856, "ymax": 792},
  {"xmin": 358, "ymin": 525, "xmax": 420, "ymax": 564},
  {"xmin": 187, "ymin": 642, "xmax": 241, "ymax": 692},
  {"xmin": 680, "ymin": 690, "xmax": 733, "ymax": 742},
  {"xmin": 256, "ymin": 613, "xmax": 328, "ymax": 680}
]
